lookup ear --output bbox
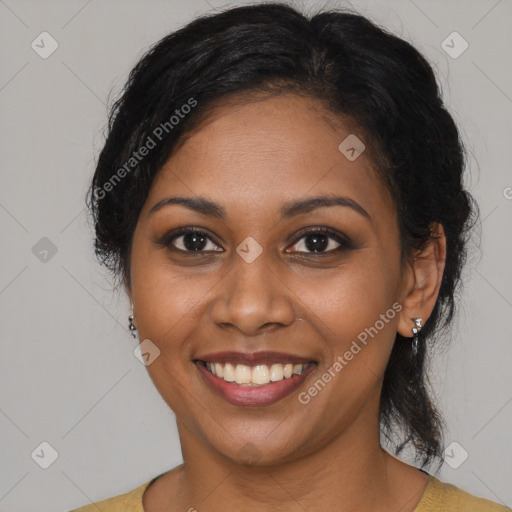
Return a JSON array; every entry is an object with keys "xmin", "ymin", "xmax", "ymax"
[
  {"xmin": 124, "ymin": 266, "xmax": 133, "ymax": 305},
  {"xmin": 397, "ymin": 222, "xmax": 447, "ymax": 338},
  {"xmin": 124, "ymin": 282, "xmax": 133, "ymax": 309}
]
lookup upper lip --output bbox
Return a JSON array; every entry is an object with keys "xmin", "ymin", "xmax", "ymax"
[{"xmin": 194, "ymin": 351, "xmax": 316, "ymax": 366}]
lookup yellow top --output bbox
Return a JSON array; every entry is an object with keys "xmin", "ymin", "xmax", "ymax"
[{"xmin": 69, "ymin": 473, "xmax": 511, "ymax": 511}]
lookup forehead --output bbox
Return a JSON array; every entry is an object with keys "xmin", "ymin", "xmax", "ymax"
[{"xmin": 143, "ymin": 93, "xmax": 395, "ymax": 225}]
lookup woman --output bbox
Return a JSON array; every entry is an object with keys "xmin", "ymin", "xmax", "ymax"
[{"xmin": 71, "ymin": 3, "xmax": 510, "ymax": 511}]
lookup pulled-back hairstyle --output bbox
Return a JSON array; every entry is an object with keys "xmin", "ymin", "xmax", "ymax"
[{"xmin": 87, "ymin": 2, "xmax": 478, "ymax": 470}]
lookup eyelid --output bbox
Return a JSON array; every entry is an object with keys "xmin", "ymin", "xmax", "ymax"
[
  {"xmin": 286, "ymin": 227, "xmax": 352, "ymax": 254},
  {"xmin": 155, "ymin": 226, "xmax": 222, "ymax": 252},
  {"xmin": 156, "ymin": 226, "xmax": 353, "ymax": 255}
]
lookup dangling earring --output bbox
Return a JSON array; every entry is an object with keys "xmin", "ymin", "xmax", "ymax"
[
  {"xmin": 411, "ymin": 317, "xmax": 422, "ymax": 355},
  {"xmin": 128, "ymin": 302, "xmax": 137, "ymax": 339}
]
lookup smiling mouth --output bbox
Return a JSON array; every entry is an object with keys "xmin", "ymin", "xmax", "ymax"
[{"xmin": 195, "ymin": 361, "xmax": 317, "ymax": 387}]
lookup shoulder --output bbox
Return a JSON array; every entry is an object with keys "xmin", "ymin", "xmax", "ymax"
[
  {"xmin": 68, "ymin": 479, "xmax": 153, "ymax": 512},
  {"xmin": 416, "ymin": 475, "xmax": 511, "ymax": 512}
]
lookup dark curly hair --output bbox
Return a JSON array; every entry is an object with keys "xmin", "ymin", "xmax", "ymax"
[{"xmin": 87, "ymin": 2, "xmax": 478, "ymax": 470}]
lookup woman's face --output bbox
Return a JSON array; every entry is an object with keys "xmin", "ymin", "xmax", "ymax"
[{"xmin": 129, "ymin": 93, "xmax": 410, "ymax": 465}]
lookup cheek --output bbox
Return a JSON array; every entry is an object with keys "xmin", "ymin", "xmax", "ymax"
[
  {"xmin": 129, "ymin": 233, "xmax": 211, "ymax": 339},
  {"xmin": 129, "ymin": 249, "xmax": 207, "ymax": 415},
  {"xmin": 297, "ymin": 249, "xmax": 401, "ymax": 370}
]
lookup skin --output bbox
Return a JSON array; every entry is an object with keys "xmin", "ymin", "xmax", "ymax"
[{"xmin": 127, "ymin": 93, "xmax": 446, "ymax": 512}]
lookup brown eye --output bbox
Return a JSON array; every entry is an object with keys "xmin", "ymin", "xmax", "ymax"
[
  {"xmin": 287, "ymin": 227, "xmax": 353, "ymax": 255},
  {"xmin": 157, "ymin": 228, "xmax": 223, "ymax": 253}
]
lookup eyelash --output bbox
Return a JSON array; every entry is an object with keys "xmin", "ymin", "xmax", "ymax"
[{"xmin": 157, "ymin": 226, "xmax": 354, "ymax": 256}]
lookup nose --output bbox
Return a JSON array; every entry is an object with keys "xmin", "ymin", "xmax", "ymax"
[{"xmin": 210, "ymin": 252, "xmax": 296, "ymax": 336}]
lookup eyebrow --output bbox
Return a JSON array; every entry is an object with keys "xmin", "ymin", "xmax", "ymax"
[{"xmin": 148, "ymin": 194, "xmax": 372, "ymax": 223}]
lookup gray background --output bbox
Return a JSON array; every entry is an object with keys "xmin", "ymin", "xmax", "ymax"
[{"xmin": 0, "ymin": 0, "xmax": 511, "ymax": 510}]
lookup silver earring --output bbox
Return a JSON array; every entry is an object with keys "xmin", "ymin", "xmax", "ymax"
[
  {"xmin": 128, "ymin": 302, "xmax": 137, "ymax": 338},
  {"xmin": 411, "ymin": 317, "xmax": 422, "ymax": 355}
]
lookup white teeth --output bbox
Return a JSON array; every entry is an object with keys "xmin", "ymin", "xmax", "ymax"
[
  {"xmin": 252, "ymin": 365, "xmax": 270, "ymax": 385},
  {"xmin": 223, "ymin": 363, "xmax": 236, "ymax": 382},
  {"xmin": 204, "ymin": 361, "xmax": 309, "ymax": 386},
  {"xmin": 214, "ymin": 362, "xmax": 224, "ymax": 378},
  {"xmin": 234, "ymin": 364, "xmax": 251, "ymax": 384},
  {"xmin": 270, "ymin": 363, "xmax": 284, "ymax": 382}
]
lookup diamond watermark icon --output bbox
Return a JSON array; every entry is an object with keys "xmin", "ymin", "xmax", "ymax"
[
  {"xmin": 134, "ymin": 338, "xmax": 161, "ymax": 366},
  {"xmin": 338, "ymin": 134, "xmax": 365, "ymax": 161},
  {"xmin": 31, "ymin": 32, "xmax": 59, "ymax": 59},
  {"xmin": 31, "ymin": 441, "xmax": 59, "ymax": 469},
  {"xmin": 32, "ymin": 237, "xmax": 58, "ymax": 263},
  {"xmin": 237, "ymin": 442, "xmax": 262, "ymax": 464},
  {"xmin": 441, "ymin": 32, "xmax": 468, "ymax": 59},
  {"xmin": 443, "ymin": 441, "xmax": 469, "ymax": 469},
  {"xmin": 236, "ymin": 236, "xmax": 263, "ymax": 263}
]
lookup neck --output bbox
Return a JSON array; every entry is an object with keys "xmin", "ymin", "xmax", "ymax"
[{"xmin": 169, "ymin": 414, "xmax": 415, "ymax": 512}]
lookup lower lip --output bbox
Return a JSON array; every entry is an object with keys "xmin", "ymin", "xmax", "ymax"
[{"xmin": 195, "ymin": 362, "xmax": 316, "ymax": 407}]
